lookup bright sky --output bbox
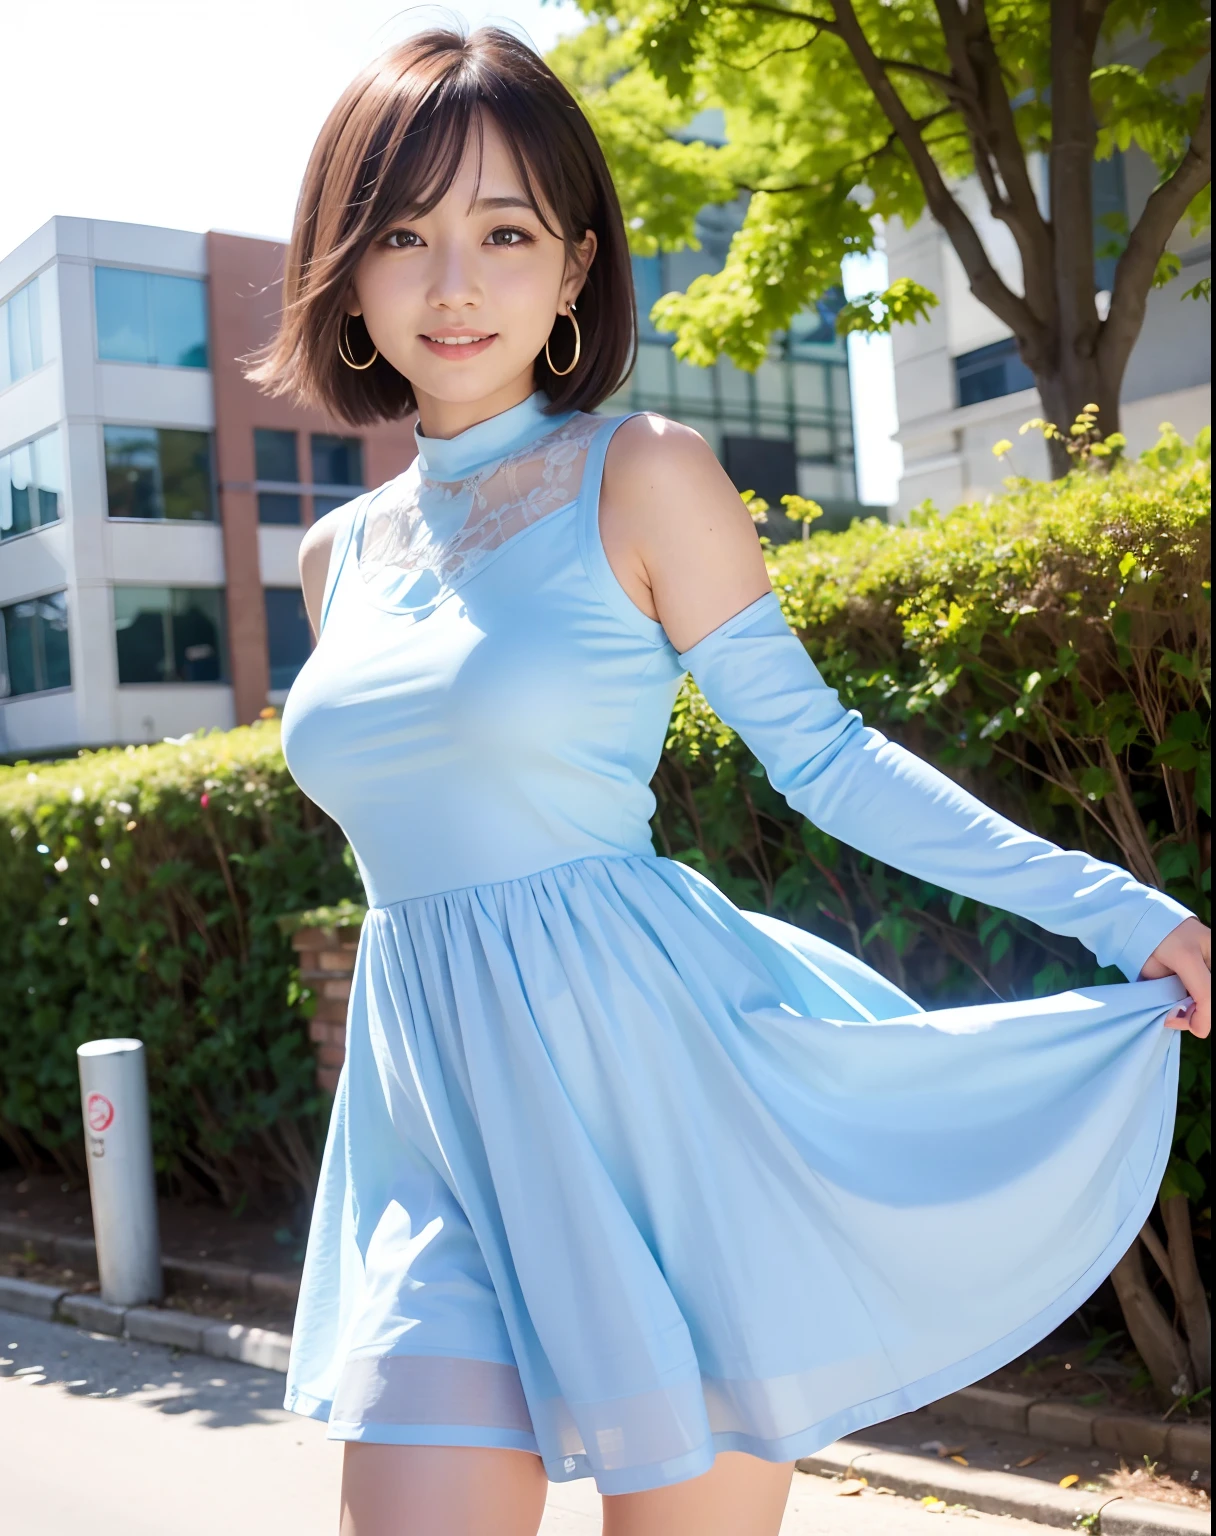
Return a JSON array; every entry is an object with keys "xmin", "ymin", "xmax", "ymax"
[{"xmin": 2, "ymin": 0, "xmax": 900, "ymax": 504}]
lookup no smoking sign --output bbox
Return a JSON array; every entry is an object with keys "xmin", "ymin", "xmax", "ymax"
[{"xmin": 86, "ymin": 1092, "xmax": 115, "ymax": 1134}]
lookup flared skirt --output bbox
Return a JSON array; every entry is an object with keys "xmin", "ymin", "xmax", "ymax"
[{"xmin": 283, "ymin": 851, "xmax": 1183, "ymax": 1495}]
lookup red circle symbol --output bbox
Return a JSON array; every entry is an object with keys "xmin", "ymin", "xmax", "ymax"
[{"xmin": 86, "ymin": 1092, "xmax": 115, "ymax": 1133}]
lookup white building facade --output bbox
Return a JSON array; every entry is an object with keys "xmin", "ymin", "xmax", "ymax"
[
  {"xmin": 0, "ymin": 217, "xmax": 233, "ymax": 757},
  {"xmin": 887, "ymin": 152, "xmax": 1211, "ymax": 515}
]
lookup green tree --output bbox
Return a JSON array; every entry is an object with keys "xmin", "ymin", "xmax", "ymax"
[{"xmin": 552, "ymin": 1, "xmax": 1211, "ymax": 475}]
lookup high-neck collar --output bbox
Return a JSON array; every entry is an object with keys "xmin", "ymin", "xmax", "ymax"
[{"xmin": 413, "ymin": 391, "xmax": 574, "ymax": 482}]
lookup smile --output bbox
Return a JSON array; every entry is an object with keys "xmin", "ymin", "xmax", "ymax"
[{"xmin": 420, "ymin": 332, "xmax": 499, "ymax": 360}]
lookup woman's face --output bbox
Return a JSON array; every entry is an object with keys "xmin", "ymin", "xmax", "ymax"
[{"xmin": 347, "ymin": 114, "xmax": 596, "ymax": 437}]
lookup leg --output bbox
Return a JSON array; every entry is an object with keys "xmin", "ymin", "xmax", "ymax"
[
  {"xmin": 339, "ymin": 1444, "xmax": 548, "ymax": 1536},
  {"xmin": 602, "ymin": 1452, "xmax": 794, "ymax": 1536}
]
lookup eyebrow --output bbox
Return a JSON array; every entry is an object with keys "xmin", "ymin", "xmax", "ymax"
[{"xmin": 469, "ymin": 195, "xmax": 537, "ymax": 213}]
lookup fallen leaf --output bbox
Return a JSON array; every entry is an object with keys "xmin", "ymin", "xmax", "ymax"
[
  {"xmin": 1059, "ymin": 1473, "xmax": 1080, "ymax": 1488},
  {"xmin": 1015, "ymin": 1452, "xmax": 1047, "ymax": 1468},
  {"xmin": 835, "ymin": 1478, "xmax": 867, "ymax": 1496},
  {"xmin": 921, "ymin": 1496, "xmax": 947, "ymax": 1513},
  {"xmin": 950, "ymin": 1454, "xmax": 969, "ymax": 1465}
]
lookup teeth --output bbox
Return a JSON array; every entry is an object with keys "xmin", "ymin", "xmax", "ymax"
[{"xmin": 429, "ymin": 335, "xmax": 490, "ymax": 346}]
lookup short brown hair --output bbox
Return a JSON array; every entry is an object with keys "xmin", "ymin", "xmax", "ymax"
[{"xmin": 246, "ymin": 27, "xmax": 637, "ymax": 424}]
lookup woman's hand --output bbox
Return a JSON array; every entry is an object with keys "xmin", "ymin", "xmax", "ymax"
[{"xmin": 1140, "ymin": 917, "xmax": 1211, "ymax": 1037}]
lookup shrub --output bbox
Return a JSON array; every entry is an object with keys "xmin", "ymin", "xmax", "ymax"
[{"xmin": 0, "ymin": 721, "xmax": 359, "ymax": 1211}]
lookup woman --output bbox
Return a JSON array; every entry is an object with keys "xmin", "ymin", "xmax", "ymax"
[{"xmin": 253, "ymin": 26, "xmax": 1210, "ymax": 1536}]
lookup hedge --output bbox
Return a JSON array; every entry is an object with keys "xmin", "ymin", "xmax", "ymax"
[
  {"xmin": 0, "ymin": 724, "xmax": 359, "ymax": 1211},
  {"xmin": 0, "ymin": 429, "xmax": 1209, "ymax": 1221}
]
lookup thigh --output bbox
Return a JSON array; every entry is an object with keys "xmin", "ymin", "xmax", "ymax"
[
  {"xmin": 339, "ymin": 1443, "xmax": 548, "ymax": 1536},
  {"xmin": 603, "ymin": 1452, "xmax": 794, "ymax": 1536}
]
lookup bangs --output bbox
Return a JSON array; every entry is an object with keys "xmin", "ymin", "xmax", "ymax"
[
  {"xmin": 359, "ymin": 72, "xmax": 565, "ymax": 246},
  {"xmin": 368, "ymin": 92, "xmax": 561, "ymax": 245}
]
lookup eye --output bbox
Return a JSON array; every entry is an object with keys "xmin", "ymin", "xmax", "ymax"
[
  {"xmin": 486, "ymin": 226, "xmax": 533, "ymax": 247},
  {"xmin": 383, "ymin": 228, "xmax": 423, "ymax": 249}
]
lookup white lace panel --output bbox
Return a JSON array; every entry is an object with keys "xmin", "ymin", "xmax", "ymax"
[{"xmin": 358, "ymin": 411, "xmax": 603, "ymax": 597}]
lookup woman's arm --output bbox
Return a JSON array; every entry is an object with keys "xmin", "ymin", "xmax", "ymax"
[
  {"xmin": 600, "ymin": 417, "xmax": 1211, "ymax": 1035},
  {"xmin": 298, "ymin": 514, "xmax": 342, "ymax": 642}
]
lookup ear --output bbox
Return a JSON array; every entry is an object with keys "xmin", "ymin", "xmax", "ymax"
[{"xmin": 562, "ymin": 229, "xmax": 598, "ymax": 308}]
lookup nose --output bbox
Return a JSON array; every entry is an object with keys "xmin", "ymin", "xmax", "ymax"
[{"xmin": 425, "ymin": 239, "xmax": 483, "ymax": 314}]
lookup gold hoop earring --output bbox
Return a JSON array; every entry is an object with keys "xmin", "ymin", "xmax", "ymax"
[
  {"xmin": 545, "ymin": 302, "xmax": 580, "ymax": 378},
  {"xmin": 338, "ymin": 313, "xmax": 379, "ymax": 370}
]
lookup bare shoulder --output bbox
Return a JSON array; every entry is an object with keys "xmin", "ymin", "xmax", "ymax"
[
  {"xmin": 599, "ymin": 411, "xmax": 772, "ymax": 654},
  {"xmin": 601, "ymin": 413, "xmax": 726, "ymax": 523}
]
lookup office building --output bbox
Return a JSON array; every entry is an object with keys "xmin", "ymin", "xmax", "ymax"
[
  {"xmin": 0, "ymin": 217, "xmax": 416, "ymax": 757},
  {"xmin": 887, "ymin": 150, "xmax": 1210, "ymax": 514}
]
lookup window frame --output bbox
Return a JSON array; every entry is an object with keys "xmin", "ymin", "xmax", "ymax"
[
  {"xmin": 93, "ymin": 265, "xmax": 210, "ymax": 371},
  {"xmin": 111, "ymin": 582, "xmax": 230, "ymax": 687},
  {"xmin": 0, "ymin": 426, "xmax": 65, "ymax": 543},
  {"xmin": 102, "ymin": 424, "xmax": 218, "ymax": 524},
  {"xmin": 0, "ymin": 587, "xmax": 73, "ymax": 699}
]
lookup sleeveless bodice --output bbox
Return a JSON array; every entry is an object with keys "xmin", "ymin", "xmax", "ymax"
[{"xmin": 280, "ymin": 393, "xmax": 686, "ymax": 907}]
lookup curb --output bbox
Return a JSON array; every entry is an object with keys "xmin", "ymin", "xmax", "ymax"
[
  {"xmin": 936, "ymin": 1385, "xmax": 1210, "ymax": 1474},
  {"xmin": 797, "ymin": 1441, "xmax": 1212, "ymax": 1536},
  {"xmin": 0, "ymin": 1275, "xmax": 292, "ymax": 1373},
  {"xmin": 0, "ymin": 1219, "xmax": 301, "ymax": 1305},
  {"xmin": 2, "ymin": 1224, "xmax": 1209, "ymax": 1471}
]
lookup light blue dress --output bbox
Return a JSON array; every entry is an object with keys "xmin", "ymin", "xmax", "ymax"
[{"xmin": 279, "ymin": 391, "xmax": 1191, "ymax": 1496}]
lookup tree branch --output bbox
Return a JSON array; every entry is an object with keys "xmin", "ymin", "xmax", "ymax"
[
  {"xmin": 829, "ymin": 0, "xmax": 1045, "ymax": 352},
  {"xmin": 738, "ymin": 109, "xmax": 953, "ymax": 194},
  {"xmin": 934, "ymin": 0, "xmax": 1055, "ymax": 322},
  {"xmin": 1099, "ymin": 66, "xmax": 1212, "ymax": 387},
  {"xmin": 722, "ymin": 1, "xmax": 840, "ymax": 32}
]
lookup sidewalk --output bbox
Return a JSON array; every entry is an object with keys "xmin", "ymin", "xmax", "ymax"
[{"xmin": 0, "ymin": 1309, "xmax": 1149, "ymax": 1536}]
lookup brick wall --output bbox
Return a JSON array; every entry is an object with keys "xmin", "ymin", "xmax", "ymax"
[{"xmin": 290, "ymin": 925, "xmax": 360, "ymax": 1093}]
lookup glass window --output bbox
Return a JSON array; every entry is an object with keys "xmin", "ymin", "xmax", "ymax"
[
  {"xmin": 673, "ymin": 359, "xmax": 714, "ymax": 408},
  {"xmin": 796, "ymin": 425, "xmax": 833, "ymax": 461},
  {"xmin": 258, "ymin": 492, "xmax": 302, "ymax": 525},
  {"xmin": 113, "ymin": 586, "xmax": 228, "ymax": 684},
  {"xmin": 722, "ymin": 435, "xmax": 797, "ymax": 508},
  {"xmin": 0, "ymin": 428, "xmax": 63, "ymax": 540},
  {"xmin": 95, "ymin": 267, "xmax": 208, "ymax": 368},
  {"xmin": 954, "ymin": 337, "xmax": 1034, "ymax": 408},
  {"xmin": 633, "ymin": 343, "xmax": 671, "ymax": 400},
  {"xmin": 254, "ymin": 428, "xmax": 299, "ymax": 483},
  {"xmin": 754, "ymin": 360, "xmax": 788, "ymax": 411},
  {"xmin": 1, "ymin": 271, "xmax": 57, "ymax": 390},
  {"xmin": 311, "ymin": 434, "xmax": 363, "ymax": 487},
  {"xmin": 104, "ymin": 426, "xmax": 214, "ymax": 520},
  {"xmin": 265, "ymin": 587, "xmax": 312, "ymax": 691},
  {"xmin": 153, "ymin": 274, "xmax": 208, "ymax": 368},
  {"xmin": 793, "ymin": 362, "xmax": 828, "ymax": 413},
  {"xmin": 1, "ymin": 590, "xmax": 71, "ymax": 697}
]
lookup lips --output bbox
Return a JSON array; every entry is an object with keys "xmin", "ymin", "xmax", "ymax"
[{"xmin": 419, "ymin": 332, "xmax": 498, "ymax": 359}]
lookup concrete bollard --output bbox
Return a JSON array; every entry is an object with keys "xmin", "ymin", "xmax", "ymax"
[{"xmin": 77, "ymin": 1038, "xmax": 163, "ymax": 1306}]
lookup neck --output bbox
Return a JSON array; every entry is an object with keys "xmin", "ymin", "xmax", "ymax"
[{"xmin": 413, "ymin": 370, "xmax": 541, "ymax": 440}]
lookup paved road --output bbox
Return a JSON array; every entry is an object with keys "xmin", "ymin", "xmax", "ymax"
[{"xmin": 1, "ymin": 1309, "xmax": 1046, "ymax": 1534}]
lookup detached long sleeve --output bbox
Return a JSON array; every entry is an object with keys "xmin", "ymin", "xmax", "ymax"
[{"xmin": 675, "ymin": 591, "xmax": 1192, "ymax": 983}]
